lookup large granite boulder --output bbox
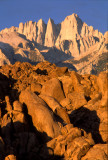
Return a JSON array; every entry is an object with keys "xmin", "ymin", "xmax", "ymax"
[
  {"xmin": 19, "ymin": 90, "xmax": 61, "ymax": 139},
  {"xmin": 41, "ymin": 78, "xmax": 65, "ymax": 102}
]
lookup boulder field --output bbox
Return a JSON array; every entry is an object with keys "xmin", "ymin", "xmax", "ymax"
[{"xmin": 0, "ymin": 61, "xmax": 108, "ymax": 160}]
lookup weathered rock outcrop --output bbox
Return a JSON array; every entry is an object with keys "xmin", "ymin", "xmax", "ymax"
[{"xmin": 0, "ymin": 61, "xmax": 107, "ymax": 160}]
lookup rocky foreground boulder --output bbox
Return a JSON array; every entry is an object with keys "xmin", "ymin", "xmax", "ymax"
[{"xmin": 0, "ymin": 61, "xmax": 108, "ymax": 160}]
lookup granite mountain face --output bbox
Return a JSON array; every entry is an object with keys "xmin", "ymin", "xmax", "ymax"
[{"xmin": 0, "ymin": 13, "xmax": 107, "ymax": 74}]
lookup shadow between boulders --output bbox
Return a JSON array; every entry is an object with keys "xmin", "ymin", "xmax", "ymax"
[
  {"xmin": 69, "ymin": 106, "xmax": 105, "ymax": 144},
  {"xmin": 0, "ymin": 73, "xmax": 10, "ymax": 100},
  {"xmin": 22, "ymin": 103, "xmax": 53, "ymax": 143},
  {"xmin": 1, "ymin": 119, "xmax": 64, "ymax": 160},
  {"xmin": 35, "ymin": 68, "xmax": 48, "ymax": 75},
  {"xmin": 1, "ymin": 92, "xmax": 64, "ymax": 160},
  {"xmin": 0, "ymin": 72, "xmax": 19, "ymax": 115}
]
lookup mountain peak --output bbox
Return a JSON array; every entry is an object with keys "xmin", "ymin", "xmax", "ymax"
[
  {"xmin": 65, "ymin": 13, "xmax": 79, "ymax": 21},
  {"xmin": 44, "ymin": 18, "xmax": 57, "ymax": 47},
  {"xmin": 48, "ymin": 18, "xmax": 54, "ymax": 24},
  {"xmin": 37, "ymin": 18, "xmax": 45, "ymax": 25},
  {"xmin": 72, "ymin": 13, "xmax": 79, "ymax": 17}
]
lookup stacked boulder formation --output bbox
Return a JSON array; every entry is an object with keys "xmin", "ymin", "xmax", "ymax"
[{"xmin": 0, "ymin": 61, "xmax": 108, "ymax": 160}]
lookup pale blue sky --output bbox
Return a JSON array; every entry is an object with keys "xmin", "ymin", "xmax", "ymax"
[{"xmin": 0, "ymin": 0, "xmax": 107, "ymax": 34}]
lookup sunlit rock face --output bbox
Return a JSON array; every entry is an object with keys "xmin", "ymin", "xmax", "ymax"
[
  {"xmin": 15, "ymin": 13, "xmax": 104, "ymax": 58},
  {"xmin": 0, "ymin": 13, "xmax": 107, "ymax": 74},
  {"xmin": 18, "ymin": 19, "xmax": 46, "ymax": 45},
  {"xmin": 1, "ymin": 13, "xmax": 103, "ymax": 58},
  {"xmin": 44, "ymin": 18, "xmax": 58, "ymax": 47}
]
